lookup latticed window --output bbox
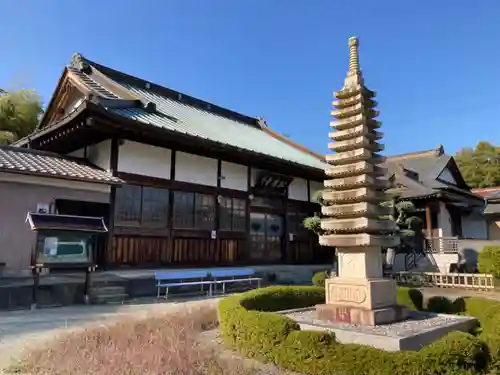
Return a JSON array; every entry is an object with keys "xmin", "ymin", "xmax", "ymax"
[
  {"xmin": 115, "ymin": 185, "xmax": 169, "ymax": 227},
  {"xmin": 142, "ymin": 187, "xmax": 169, "ymax": 226},
  {"xmin": 173, "ymin": 191, "xmax": 215, "ymax": 230},
  {"xmin": 220, "ymin": 197, "xmax": 246, "ymax": 231},
  {"xmin": 115, "ymin": 185, "xmax": 142, "ymax": 225}
]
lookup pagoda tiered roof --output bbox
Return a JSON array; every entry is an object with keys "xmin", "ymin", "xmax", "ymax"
[{"xmin": 319, "ymin": 37, "xmax": 398, "ymax": 248}]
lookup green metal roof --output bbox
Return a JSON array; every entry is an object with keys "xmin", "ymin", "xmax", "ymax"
[{"xmin": 81, "ymin": 59, "xmax": 327, "ymax": 171}]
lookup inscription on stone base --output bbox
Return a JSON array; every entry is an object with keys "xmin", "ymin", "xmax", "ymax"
[
  {"xmin": 330, "ymin": 284, "xmax": 367, "ymax": 304},
  {"xmin": 316, "ymin": 304, "xmax": 409, "ymax": 326}
]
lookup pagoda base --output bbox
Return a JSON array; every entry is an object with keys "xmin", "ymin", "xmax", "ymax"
[
  {"xmin": 320, "ymin": 276, "xmax": 407, "ymax": 326},
  {"xmin": 316, "ymin": 303, "xmax": 408, "ymax": 326}
]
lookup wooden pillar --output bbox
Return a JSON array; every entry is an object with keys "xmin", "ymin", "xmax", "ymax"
[
  {"xmin": 31, "ymin": 266, "xmax": 40, "ymax": 310},
  {"xmin": 105, "ymin": 138, "xmax": 120, "ymax": 270},
  {"xmin": 245, "ymin": 167, "xmax": 252, "ymax": 263},
  {"xmin": 168, "ymin": 150, "xmax": 177, "ymax": 263},
  {"xmin": 425, "ymin": 203, "xmax": 432, "ymax": 236},
  {"xmin": 283, "ymin": 188, "xmax": 289, "ymax": 263},
  {"xmin": 215, "ymin": 159, "xmax": 222, "ymax": 265}
]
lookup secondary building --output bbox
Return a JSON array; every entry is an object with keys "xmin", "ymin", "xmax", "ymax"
[
  {"xmin": 384, "ymin": 145, "xmax": 487, "ymax": 251},
  {"xmin": 0, "ymin": 146, "xmax": 121, "ymax": 275},
  {"xmin": 10, "ymin": 53, "xmax": 331, "ymax": 272}
]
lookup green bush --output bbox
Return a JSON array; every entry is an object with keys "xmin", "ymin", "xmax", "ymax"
[
  {"xmin": 427, "ymin": 296, "xmax": 455, "ymax": 314},
  {"xmin": 478, "ymin": 246, "xmax": 500, "ymax": 277},
  {"xmin": 218, "ymin": 285, "xmax": 491, "ymax": 375},
  {"xmin": 397, "ymin": 286, "xmax": 423, "ymax": 310},
  {"xmin": 312, "ymin": 271, "xmax": 328, "ymax": 287}
]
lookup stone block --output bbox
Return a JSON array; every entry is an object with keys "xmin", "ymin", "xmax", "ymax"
[
  {"xmin": 325, "ymin": 277, "xmax": 398, "ymax": 310},
  {"xmin": 316, "ymin": 303, "xmax": 408, "ymax": 326},
  {"xmin": 282, "ymin": 307, "xmax": 478, "ymax": 351}
]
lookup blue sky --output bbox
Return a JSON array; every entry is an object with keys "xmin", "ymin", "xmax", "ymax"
[{"xmin": 1, "ymin": 1, "xmax": 499, "ymax": 156}]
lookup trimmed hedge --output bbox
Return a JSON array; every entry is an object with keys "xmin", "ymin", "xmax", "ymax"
[
  {"xmin": 218, "ymin": 285, "xmax": 496, "ymax": 375},
  {"xmin": 478, "ymin": 245, "xmax": 500, "ymax": 277},
  {"xmin": 311, "ymin": 271, "xmax": 328, "ymax": 287}
]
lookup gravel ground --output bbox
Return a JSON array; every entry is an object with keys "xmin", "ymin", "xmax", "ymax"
[{"xmin": 284, "ymin": 308, "xmax": 474, "ymax": 338}]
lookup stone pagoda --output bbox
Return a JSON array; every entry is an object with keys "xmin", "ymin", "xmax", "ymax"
[{"xmin": 316, "ymin": 37, "xmax": 406, "ymax": 326}]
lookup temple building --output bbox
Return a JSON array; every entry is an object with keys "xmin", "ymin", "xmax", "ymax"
[
  {"xmin": 384, "ymin": 146, "xmax": 487, "ymax": 244},
  {"xmin": 471, "ymin": 187, "xmax": 500, "ymax": 240},
  {"xmin": 1, "ymin": 53, "xmax": 332, "ymax": 274}
]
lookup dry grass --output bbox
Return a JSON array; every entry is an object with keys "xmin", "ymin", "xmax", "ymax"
[{"xmin": 10, "ymin": 305, "xmax": 251, "ymax": 375}]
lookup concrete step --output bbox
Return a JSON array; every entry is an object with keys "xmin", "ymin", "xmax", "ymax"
[
  {"xmin": 90, "ymin": 285, "xmax": 128, "ymax": 304},
  {"xmin": 91, "ymin": 286, "xmax": 126, "ymax": 296},
  {"xmin": 91, "ymin": 293, "xmax": 128, "ymax": 305}
]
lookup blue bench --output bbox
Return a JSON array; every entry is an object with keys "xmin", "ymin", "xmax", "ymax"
[
  {"xmin": 155, "ymin": 270, "xmax": 214, "ymax": 300},
  {"xmin": 210, "ymin": 268, "xmax": 262, "ymax": 294}
]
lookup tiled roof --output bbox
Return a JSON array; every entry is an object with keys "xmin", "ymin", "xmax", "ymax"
[
  {"xmin": 0, "ymin": 146, "xmax": 122, "ymax": 184},
  {"xmin": 79, "ymin": 56, "xmax": 327, "ymax": 171},
  {"xmin": 472, "ymin": 187, "xmax": 500, "ymax": 198},
  {"xmin": 383, "ymin": 147, "xmax": 481, "ymax": 200}
]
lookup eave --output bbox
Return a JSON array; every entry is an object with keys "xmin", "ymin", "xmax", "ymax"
[
  {"xmin": 0, "ymin": 167, "xmax": 122, "ymax": 186},
  {"xmin": 15, "ymin": 102, "xmax": 326, "ymax": 181}
]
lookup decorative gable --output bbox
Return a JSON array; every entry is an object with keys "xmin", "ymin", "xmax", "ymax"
[{"xmin": 437, "ymin": 167, "xmax": 457, "ymax": 185}]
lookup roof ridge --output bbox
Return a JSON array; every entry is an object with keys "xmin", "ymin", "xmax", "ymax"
[
  {"xmin": 387, "ymin": 144, "xmax": 445, "ymax": 162},
  {"xmin": 76, "ymin": 53, "xmax": 261, "ymax": 128},
  {"xmin": 263, "ymin": 127, "xmax": 325, "ymax": 161}
]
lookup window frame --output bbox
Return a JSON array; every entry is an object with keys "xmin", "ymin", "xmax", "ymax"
[
  {"xmin": 114, "ymin": 184, "xmax": 170, "ymax": 229},
  {"xmin": 219, "ymin": 197, "xmax": 247, "ymax": 232},
  {"xmin": 173, "ymin": 191, "xmax": 216, "ymax": 230}
]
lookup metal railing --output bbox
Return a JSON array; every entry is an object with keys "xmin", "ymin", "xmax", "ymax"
[
  {"xmin": 394, "ymin": 271, "xmax": 495, "ymax": 290},
  {"xmin": 425, "ymin": 237, "xmax": 459, "ymax": 254}
]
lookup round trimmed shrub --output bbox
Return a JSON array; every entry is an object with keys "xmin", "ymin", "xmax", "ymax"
[
  {"xmin": 427, "ymin": 296, "xmax": 455, "ymax": 314},
  {"xmin": 478, "ymin": 245, "xmax": 500, "ymax": 277},
  {"xmin": 218, "ymin": 285, "xmax": 489, "ymax": 375},
  {"xmin": 397, "ymin": 286, "xmax": 424, "ymax": 310},
  {"xmin": 312, "ymin": 271, "xmax": 328, "ymax": 287}
]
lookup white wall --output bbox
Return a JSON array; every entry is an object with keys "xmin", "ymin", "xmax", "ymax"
[
  {"xmin": 288, "ymin": 178, "xmax": 308, "ymax": 201},
  {"xmin": 87, "ymin": 140, "xmax": 111, "ymax": 171},
  {"xmin": 221, "ymin": 161, "xmax": 247, "ymax": 191},
  {"xmin": 309, "ymin": 181, "xmax": 324, "ymax": 202},
  {"xmin": 175, "ymin": 151, "xmax": 218, "ymax": 186},
  {"xmin": 117, "ymin": 140, "xmax": 171, "ymax": 179},
  {"xmin": 438, "ymin": 203, "xmax": 453, "ymax": 237}
]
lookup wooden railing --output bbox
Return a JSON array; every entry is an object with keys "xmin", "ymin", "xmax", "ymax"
[
  {"xmin": 394, "ymin": 271, "xmax": 495, "ymax": 290},
  {"xmin": 425, "ymin": 237, "xmax": 459, "ymax": 254}
]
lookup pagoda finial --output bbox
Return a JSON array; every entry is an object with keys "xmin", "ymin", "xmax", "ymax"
[{"xmin": 348, "ymin": 36, "xmax": 360, "ymax": 73}]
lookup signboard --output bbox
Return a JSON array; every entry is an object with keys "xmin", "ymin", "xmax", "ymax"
[{"xmin": 252, "ymin": 171, "xmax": 293, "ymax": 196}]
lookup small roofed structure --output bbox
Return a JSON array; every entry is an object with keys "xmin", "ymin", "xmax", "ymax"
[
  {"xmin": 26, "ymin": 212, "xmax": 107, "ymax": 267},
  {"xmin": 27, "ymin": 213, "xmax": 108, "ymax": 233},
  {"xmin": 316, "ymin": 37, "xmax": 405, "ymax": 326},
  {"xmin": 26, "ymin": 212, "xmax": 107, "ymax": 308}
]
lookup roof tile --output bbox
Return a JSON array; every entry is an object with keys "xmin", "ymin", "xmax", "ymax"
[
  {"xmin": 78, "ymin": 56, "xmax": 327, "ymax": 171},
  {"xmin": 0, "ymin": 146, "xmax": 121, "ymax": 184}
]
